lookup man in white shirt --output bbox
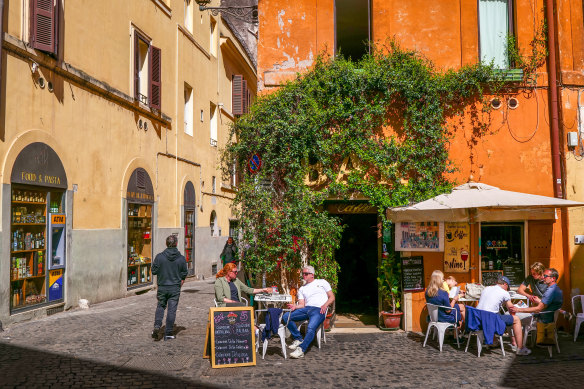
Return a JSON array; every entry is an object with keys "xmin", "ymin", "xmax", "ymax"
[
  {"xmin": 477, "ymin": 276, "xmax": 530, "ymax": 355},
  {"xmin": 283, "ymin": 266, "xmax": 335, "ymax": 359}
]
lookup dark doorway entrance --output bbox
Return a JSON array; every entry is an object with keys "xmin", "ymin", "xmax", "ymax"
[{"xmin": 335, "ymin": 213, "xmax": 378, "ymax": 316}]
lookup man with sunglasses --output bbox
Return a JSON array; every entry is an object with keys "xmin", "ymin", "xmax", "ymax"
[
  {"xmin": 510, "ymin": 268, "xmax": 563, "ymax": 324},
  {"xmin": 283, "ymin": 266, "xmax": 335, "ymax": 359}
]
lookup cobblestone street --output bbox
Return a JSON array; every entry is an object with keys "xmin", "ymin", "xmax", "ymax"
[{"xmin": 1, "ymin": 279, "xmax": 584, "ymax": 388}]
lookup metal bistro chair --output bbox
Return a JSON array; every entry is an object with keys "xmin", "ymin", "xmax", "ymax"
[
  {"xmin": 255, "ymin": 308, "xmax": 292, "ymax": 359},
  {"xmin": 296, "ymin": 306, "xmax": 328, "ymax": 349},
  {"xmin": 523, "ymin": 310, "xmax": 560, "ymax": 357},
  {"xmin": 572, "ymin": 295, "xmax": 584, "ymax": 342},
  {"xmin": 423, "ymin": 303, "xmax": 460, "ymax": 352}
]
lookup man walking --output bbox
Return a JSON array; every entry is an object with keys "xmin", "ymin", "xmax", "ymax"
[
  {"xmin": 151, "ymin": 234, "xmax": 188, "ymax": 340},
  {"xmin": 283, "ymin": 266, "xmax": 335, "ymax": 359}
]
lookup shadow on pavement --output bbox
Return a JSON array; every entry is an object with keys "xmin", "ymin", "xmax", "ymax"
[{"xmin": 0, "ymin": 342, "xmax": 218, "ymax": 388}]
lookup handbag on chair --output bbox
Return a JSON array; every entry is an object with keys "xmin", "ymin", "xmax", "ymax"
[
  {"xmin": 465, "ymin": 283, "xmax": 485, "ymax": 300},
  {"xmin": 536, "ymin": 322, "xmax": 556, "ymax": 346}
]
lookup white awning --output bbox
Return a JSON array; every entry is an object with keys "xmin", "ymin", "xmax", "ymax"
[{"xmin": 388, "ymin": 182, "xmax": 584, "ymax": 222}]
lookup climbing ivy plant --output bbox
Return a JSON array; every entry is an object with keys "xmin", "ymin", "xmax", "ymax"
[{"xmin": 222, "ymin": 41, "xmax": 500, "ymax": 293}]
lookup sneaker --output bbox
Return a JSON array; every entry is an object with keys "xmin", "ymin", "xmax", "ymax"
[
  {"xmin": 151, "ymin": 327, "xmax": 160, "ymax": 339},
  {"xmin": 516, "ymin": 347, "xmax": 532, "ymax": 356},
  {"xmin": 289, "ymin": 339, "xmax": 302, "ymax": 350},
  {"xmin": 164, "ymin": 335, "xmax": 176, "ymax": 341},
  {"xmin": 289, "ymin": 347, "xmax": 304, "ymax": 359},
  {"xmin": 509, "ymin": 344, "xmax": 517, "ymax": 352}
]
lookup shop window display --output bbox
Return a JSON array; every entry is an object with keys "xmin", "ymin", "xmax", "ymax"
[
  {"xmin": 480, "ymin": 223, "xmax": 525, "ymax": 286},
  {"xmin": 127, "ymin": 203, "xmax": 152, "ymax": 288}
]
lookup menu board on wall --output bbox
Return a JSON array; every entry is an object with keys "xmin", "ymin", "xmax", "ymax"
[
  {"xmin": 444, "ymin": 222, "xmax": 471, "ymax": 273},
  {"xmin": 503, "ymin": 265, "xmax": 525, "ymax": 287},
  {"xmin": 395, "ymin": 222, "xmax": 444, "ymax": 252},
  {"xmin": 481, "ymin": 270, "xmax": 504, "ymax": 286},
  {"xmin": 401, "ymin": 256, "xmax": 425, "ymax": 292},
  {"xmin": 207, "ymin": 307, "xmax": 256, "ymax": 368}
]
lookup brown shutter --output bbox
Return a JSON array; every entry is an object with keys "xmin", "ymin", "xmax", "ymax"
[
  {"xmin": 242, "ymin": 79, "xmax": 248, "ymax": 115},
  {"xmin": 134, "ymin": 33, "xmax": 140, "ymax": 101},
  {"xmin": 149, "ymin": 45, "xmax": 161, "ymax": 110},
  {"xmin": 247, "ymin": 89, "xmax": 251, "ymax": 114},
  {"xmin": 232, "ymin": 75, "xmax": 243, "ymax": 115},
  {"xmin": 31, "ymin": 0, "xmax": 56, "ymax": 54}
]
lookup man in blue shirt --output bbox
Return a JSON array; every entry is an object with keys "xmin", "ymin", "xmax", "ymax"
[{"xmin": 510, "ymin": 268, "xmax": 563, "ymax": 323}]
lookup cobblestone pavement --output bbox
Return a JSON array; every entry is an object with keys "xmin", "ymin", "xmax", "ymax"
[{"xmin": 1, "ymin": 279, "xmax": 584, "ymax": 388}]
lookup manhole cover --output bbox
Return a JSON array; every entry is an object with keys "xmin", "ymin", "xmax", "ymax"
[{"xmin": 124, "ymin": 355, "xmax": 194, "ymax": 371}]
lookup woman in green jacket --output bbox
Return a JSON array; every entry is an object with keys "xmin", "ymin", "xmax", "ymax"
[{"xmin": 214, "ymin": 263, "xmax": 270, "ymax": 307}]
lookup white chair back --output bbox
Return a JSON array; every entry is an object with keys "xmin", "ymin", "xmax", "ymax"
[{"xmin": 427, "ymin": 303, "xmax": 440, "ymax": 323}]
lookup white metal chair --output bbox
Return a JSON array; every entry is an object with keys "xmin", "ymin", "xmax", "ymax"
[
  {"xmin": 213, "ymin": 297, "xmax": 248, "ymax": 307},
  {"xmin": 523, "ymin": 310, "xmax": 560, "ymax": 357},
  {"xmin": 572, "ymin": 295, "xmax": 584, "ymax": 342},
  {"xmin": 255, "ymin": 308, "xmax": 292, "ymax": 359},
  {"xmin": 423, "ymin": 303, "xmax": 460, "ymax": 352},
  {"xmin": 296, "ymin": 306, "xmax": 328, "ymax": 349}
]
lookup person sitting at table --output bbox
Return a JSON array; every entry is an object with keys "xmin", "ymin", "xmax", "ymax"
[
  {"xmin": 477, "ymin": 275, "xmax": 530, "ymax": 355},
  {"xmin": 516, "ymin": 262, "xmax": 548, "ymax": 305},
  {"xmin": 426, "ymin": 270, "xmax": 465, "ymax": 331},
  {"xmin": 283, "ymin": 266, "xmax": 335, "ymax": 359},
  {"xmin": 441, "ymin": 276, "xmax": 460, "ymax": 295},
  {"xmin": 509, "ymin": 268, "xmax": 563, "ymax": 344},
  {"xmin": 214, "ymin": 263, "xmax": 270, "ymax": 307}
]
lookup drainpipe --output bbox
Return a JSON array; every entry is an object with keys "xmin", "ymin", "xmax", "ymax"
[
  {"xmin": 546, "ymin": 0, "xmax": 563, "ymax": 198},
  {"xmin": 0, "ymin": 0, "xmax": 4, "ymax": 118}
]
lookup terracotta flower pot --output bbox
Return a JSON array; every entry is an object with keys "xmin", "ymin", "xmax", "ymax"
[
  {"xmin": 323, "ymin": 312, "xmax": 334, "ymax": 331},
  {"xmin": 381, "ymin": 311, "xmax": 403, "ymax": 329}
]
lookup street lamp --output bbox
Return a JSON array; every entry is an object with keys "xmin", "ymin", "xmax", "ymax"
[{"xmin": 195, "ymin": 0, "xmax": 258, "ymax": 24}]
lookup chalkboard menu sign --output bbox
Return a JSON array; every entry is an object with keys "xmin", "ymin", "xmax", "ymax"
[
  {"xmin": 481, "ymin": 270, "xmax": 503, "ymax": 286},
  {"xmin": 205, "ymin": 307, "xmax": 256, "ymax": 368},
  {"xmin": 503, "ymin": 265, "xmax": 525, "ymax": 287},
  {"xmin": 402, "ymin": 256, "xmax": 424, "ymax": 292}
]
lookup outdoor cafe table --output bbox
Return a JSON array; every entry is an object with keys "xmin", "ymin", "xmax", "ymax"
[
  {"xmin": 457, "ymin": 291, "xmax": 529, "ymax": 305},
  {"xmin": 254, "ymin": 293, "xmax": 292, "ymax": 309}
]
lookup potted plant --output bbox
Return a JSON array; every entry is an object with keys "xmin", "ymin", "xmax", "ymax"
[{"xmin": 378, "ymin": 252, "xmax": 403, "ymax": 329}]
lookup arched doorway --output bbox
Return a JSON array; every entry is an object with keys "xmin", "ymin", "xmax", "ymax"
[{"xmin": 184, "ymin": 181, "xmax": 196, "ymax": 276}]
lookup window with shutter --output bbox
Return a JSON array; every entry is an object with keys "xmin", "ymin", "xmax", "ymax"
[
  {"xmin": 242, "ymin": 79, "xmax": 248, "ymax": 115},
  {"xmin": 479, "ymin": 0, "xmax": 514, "ymax": 69},
  {"xmin": 149, "ymin": 45, "xmax": 162, "ymax": 110},
  {"xmin": 31, "ymin": 0, "xmax": 57, "ymax": 54},
  {"xmin": 232, "ymin": 75, "xmax": 243, "ymax": 115}
]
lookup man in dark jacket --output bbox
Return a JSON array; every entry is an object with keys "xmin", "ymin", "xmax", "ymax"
[
  {"xmin": 220, "ymin": 236, "xmax": 237, "ymax": 266},
  {"xmin": 151, "ymin": 234, "xmax": 188, "ymax": 340}
]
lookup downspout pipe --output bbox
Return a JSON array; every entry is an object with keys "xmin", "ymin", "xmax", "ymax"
[{"xmin": 546, "ymin": 0, "xmax": 563, "ymax": 198}]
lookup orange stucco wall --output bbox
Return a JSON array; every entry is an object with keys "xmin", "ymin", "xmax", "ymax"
[{"xmin": 257, "ymin": 0, "xmax": 584, "ymax": 330}]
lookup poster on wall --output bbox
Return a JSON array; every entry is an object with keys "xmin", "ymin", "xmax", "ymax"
[
  {"xmin": 395, "ymin": 222, "xmax": 444, "ymax": 252},
  {"xmin": 443, "ymin": 222, "xmax": 471, "ymax": 273}
]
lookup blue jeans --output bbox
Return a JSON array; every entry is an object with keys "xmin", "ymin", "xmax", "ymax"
[
  {"xmin": 283, "ymin": 306, "xmax": 325, "ymax": 352},
  {"xmin": 154, "ymin": 286, "xmax": 181, "ymax": 336}
]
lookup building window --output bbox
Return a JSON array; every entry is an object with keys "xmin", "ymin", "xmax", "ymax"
[
  {"xmin": 210, "ymin": 17, "xmax": 217, "ymax": 56},
  {"xmin": 185, "ymin": 0, "xmax": 193, "ymax": 33},
  {"xmin": 230, "ymin": 160, "xmax": 238, "ymax": 187},
  {"xmin": 210, "ymin": 211, "xmax": 218, "ymax": 237},
  {"xmin": 184, "ymin": 83, "xmax": 193, "ymax": 136},
  {"xmin": 335, "ymin": 0, "xmax": 370, "ymax": 61},
  {"xmin": 133, "ymin": 30, "xmax": 162, "ymax": 109},
  {"xmin": 232, "ymin": 75, "xmax": 250, "ymax": 116},
  {"xmin": 210, "ymin": 103, "xmax": 218, "ymax": 146},
  {"xmin": 29, "ymin": 0, "xmax": 60, "ymax": 55},
  {"xmin": 479, "ymin": 0, "xmax": 514, "ymax": 69},
  {"xmin": 212, "ymin": 176, "xmax": 216, "ymax": 194}
]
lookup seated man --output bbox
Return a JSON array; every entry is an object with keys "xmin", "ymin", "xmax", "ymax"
[
  {"xmin": 510, "ymin": 268, "xmax": 563, "ymax": 343},
  {"xmin": 516, "ymin": 262, "xmax": 548, "ymax": 305},
  {"xmin": 477, "ymin": 276, "xmax": 531, "ymax": 355},
  {"xmin": 283, "ymin": 266, "xmax": 335, "ymax": 359}
]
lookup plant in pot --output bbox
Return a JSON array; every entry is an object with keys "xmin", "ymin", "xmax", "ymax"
[{"xmin": 378, "ymin": 252, "xmax": 403, "ymax": 329}]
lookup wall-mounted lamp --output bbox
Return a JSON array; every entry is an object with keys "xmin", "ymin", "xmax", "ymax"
[
  {"xmin": 194, "ymin": 0, "xmax": 258, "ymax": 24},
  {"xmin": 31, "ymin": 61, "xmax": 39, "ymax": 74}
]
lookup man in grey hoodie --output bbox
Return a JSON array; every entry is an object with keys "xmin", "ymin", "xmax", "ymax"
[{"xmin": 151, "ymin": 234, "xmax": 188, "ymax": 340}]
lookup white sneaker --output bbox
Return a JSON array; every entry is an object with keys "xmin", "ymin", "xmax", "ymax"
[
  {"xmin": 290, "ymin": 347, "xmax": 304, "ymax": 359},
  {"xmin": 289, "ymin": 339, "xmax": 302, "ymax": 350},
  {"xmin": 516, "ymin": 347, "xmax": 532, "ymax": 356}
]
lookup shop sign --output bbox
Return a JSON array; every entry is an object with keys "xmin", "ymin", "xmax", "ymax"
[
  {"xmin": 402, "ymin": 255, "xmax": 425, "ymax": 292},
  {"xmin": 327, "ymin": 202, "xmax": 377, "ymax": 214},
  {"xmin": 443, "ymin": 222, "xmax": 470, "ymax": 273},
  {"xmin": 126, "ymin": 168, "xmax": 154, "ymax": 204},
  {"xmin": 51, "ymin": 214, "xmax": 66, "ymax": 224},
  {"xmin": 11, "ymin": 143, "xmax": 68, "ymax": 189},
  {"xmin": 395, "ymin": 222, "xmax": 444, "ymax": 252},
  {"xmin": 49, "ymin": 269, "xmax": 64, "ymax": 301}
]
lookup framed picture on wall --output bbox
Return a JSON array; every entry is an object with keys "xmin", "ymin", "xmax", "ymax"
[{"xmin": 395, "ymin": 222, "xmax": 444, "ymax": 252}]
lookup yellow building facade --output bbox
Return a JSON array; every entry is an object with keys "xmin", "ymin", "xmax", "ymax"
[{"xmin": 0, "ymin": 0, "xmax": 256, "ymax": 325}]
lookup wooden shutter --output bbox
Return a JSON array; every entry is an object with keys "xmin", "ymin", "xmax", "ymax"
[
  {"xmin": 242, "ymin": 79, "xmax": 248, "ymax": 115},
  {"xmin": 134, "ymin": 33, "xmax": 140, "ymax": 101},
  {"xmin": 246, "ymin": 89, "xmax": 251, "ymax": 114},
  {"xmin": 31, "ymin": 0, "xmax": 56, "ymax": 54},
  {"xmin": 232, "ymin": 75, "xmax": 243, "ymax": 115},
  {"xmin": 149, "ymin": 45, "xmax": 161, "ymax": 110}
]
